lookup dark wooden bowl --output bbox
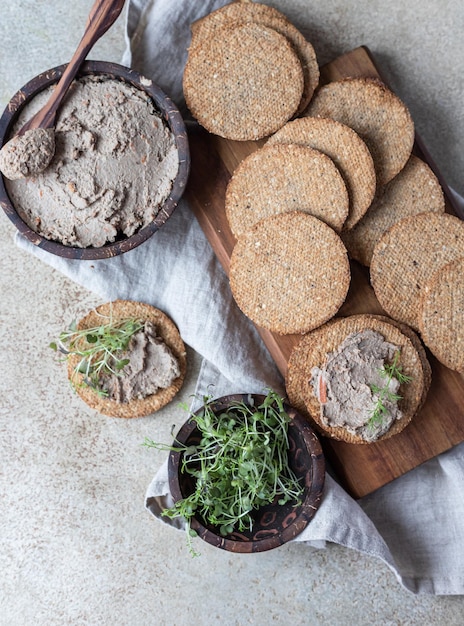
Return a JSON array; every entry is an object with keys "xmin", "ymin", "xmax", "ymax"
[
  {"xmin": 168, "ymin": 393, "xmax": 325, "ymax": 553},
  {"xmin": 0, "ymin": 61, "xmax": 190, "ymax": 260}
]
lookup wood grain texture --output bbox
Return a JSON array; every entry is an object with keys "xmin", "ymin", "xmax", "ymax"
[{"xmin": 185, "ymin": 46, "xmax": 464, "ymax": 499}]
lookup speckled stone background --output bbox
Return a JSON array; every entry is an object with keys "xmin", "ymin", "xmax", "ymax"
[{"xmin": 1, "ymin": 1, "xmax": 464, "ymax": 624}]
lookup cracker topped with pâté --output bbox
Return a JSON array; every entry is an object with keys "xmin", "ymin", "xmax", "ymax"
[
  {"xmin": 285, "ymin": 314, "xmax": 428, "ymax": 444},
  {"xmin": 53, "ymin": 300, "xmax": 187, "ymax": 418}
]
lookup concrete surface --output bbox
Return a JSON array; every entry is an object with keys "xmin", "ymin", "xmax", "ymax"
[{"xmin": 1, "ymin": 1, "xmax": 464, "ymax": 624}]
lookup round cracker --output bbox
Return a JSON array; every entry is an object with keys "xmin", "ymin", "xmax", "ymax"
[
  {"xmin": 67, "ymin": 300, "xmax": 187, "ymax": 418},
  {"xmin": 189, "ymin": 1, "xmax": 319, "ymax": 113},
  {"xmin": 183, "ymin": 22, "xmax": 304, "ymax": 141},
  {"xmin": 225, "ymin": 143, "xmax": 349, "ymax": 237},
  {"xmin": 304, "ymin": 77, "xmax": 414, "ymax": 185},
  {"xmin": 370, "ymin": 212, "xmax": 464, "ymax": 331},
  {"xmin": 419, "ymin": 257, "xmax": 464, "ymax": 372},
  {"xmin": 342, "ymin": 155, "xmax": 445, "ymax": 266},
  {"xmin": 267, "ymin": 116, "xmax": 376, "ymax": 229},
  {"xmin": 229, "ymin": 211, "xmax": 350, "ymax": 335},
  {"xmin": 285, "ymin": 314, "xmax": 425, "ymax": 443}
]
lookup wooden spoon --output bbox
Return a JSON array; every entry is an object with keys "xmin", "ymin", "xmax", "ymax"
[{"xmin": 0, "ymin": 0, "xmax": 126, "ymax": 180}]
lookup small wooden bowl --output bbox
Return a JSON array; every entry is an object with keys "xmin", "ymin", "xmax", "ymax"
[
  {"xmin": 0, "ymin": 61, "xmax": 190, "ymax": 260},
  {"xmin": 168, "ymin": 393, "xmax": 325, "ymax": 553}
]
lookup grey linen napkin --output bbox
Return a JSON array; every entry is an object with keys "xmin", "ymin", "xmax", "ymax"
[{"xmin": 16, "ymin": 0, "xmax": 464, "ymax": 596}]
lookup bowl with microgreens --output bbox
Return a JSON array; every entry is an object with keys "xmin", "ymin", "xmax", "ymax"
[{"xmin": 145, "ymin": 390, "xmax": 325, "ymax": 555}]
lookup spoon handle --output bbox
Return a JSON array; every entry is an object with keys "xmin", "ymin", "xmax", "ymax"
[{"xmin": 20, "ymin": 0, "xmax": 126, "ymax": 134}]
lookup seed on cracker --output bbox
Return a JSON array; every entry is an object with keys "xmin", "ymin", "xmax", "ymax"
[
  {"xmin": 370, "ymin": 212, "xmax": 464, "ymax": 330},
  {"xmin": 267, "ymin": 116, "xmax": 376, "ymax": 230},
  {"xmin": 285, "ymin": 314, "xmax": 426, "ymax": 444},
  {"xmin": 189, "ymin": 1, "xmax": 319, "ymax": 113},
  {"xmin": 342, "ymin": 155, "xmax": 445, "ymax": 266},
  {"xmin": 304, "ymin": 77, "xmax": 414, "ymax": 185},
  {"xmin": 183, "ymin": 21, "xmax": 304, "ymax": 141},
  {"xmin": 225, "ymin": 143, "xmax": 349, "ymax": 237},
  {"xmin": 418, "ymin": 257, "xmax": 464, "ymax": 372},
  {"xmin": 229, "ymin": 211, "xmax": 350, "ymax": 335}
]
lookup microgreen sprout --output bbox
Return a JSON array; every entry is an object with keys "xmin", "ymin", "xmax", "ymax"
[
  {"xmin": 368, "ymin": 350, "xmax": 412, "ymax": 430},
  {"xmin": 50, "ymin": 313, "xmax": 144, "ymax": 395},
  {"xmin": 143, "ymin": 390, "xmax": 304, "ymax": 556}
]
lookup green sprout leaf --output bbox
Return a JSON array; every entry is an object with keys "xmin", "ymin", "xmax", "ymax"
[
  {"xmin": 51, "ymin": 312, "xmax": 144, "ymax": 396},
  {"xmin": 368, "ymin": 350, "xmax": 412, "ymax": 430}
]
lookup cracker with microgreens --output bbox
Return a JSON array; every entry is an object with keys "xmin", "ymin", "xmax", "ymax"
[
  {"xmin": 370, "ymin": 314, "xmax": 432, "ymax": 412},
  {"xmin": 285, "ymin": 314, "xmax": 426, "ymax": 444},
  {"xmin": 59, "ymin": 300, "xmax": 187, "ymax": 418}
]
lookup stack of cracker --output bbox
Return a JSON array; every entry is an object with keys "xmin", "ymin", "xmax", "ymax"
[
  {"xmin": 225, "ymin": 74, "xmax": 421, "ymax": 341},
  {"xmin": 183, "ymin": 2, "xmax": 319, "ymax": 140},
  {"xmin": 370, "ymin": 212, "xmax": 464, "ymax": 372},
  {"xmin": 183, "ymin": 2, "xmax": 463, "ymax": 443}
]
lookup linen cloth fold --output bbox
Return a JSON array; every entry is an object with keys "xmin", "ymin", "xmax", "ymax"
[{"xmin": 15, "ymin": 0, "xmax": 464, "ymax": 596}]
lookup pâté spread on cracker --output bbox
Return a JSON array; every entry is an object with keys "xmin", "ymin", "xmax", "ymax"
[
  {"xmin": 286, "ymin": 315, "xmax": 428, "ymax": 444},
  {"xmin": 52, "ymin": 300, "xmax": 187, "ymax": 418}
]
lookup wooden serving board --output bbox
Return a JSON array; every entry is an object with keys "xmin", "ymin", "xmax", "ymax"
[{"xmin": 185, "ymin": 45, "xmax": 464, "ymax": 499}]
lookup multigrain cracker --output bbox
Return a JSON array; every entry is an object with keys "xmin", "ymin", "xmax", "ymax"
[
  {"xmin": 67, "ymin": 300, "xmax": 187, "ymax": 418},
  {"xmin": 183, "ymin": 22, "xmax": 304, "ymax": 141},
  {"xmin": 267, "ymin": 116, "xmax": 376, "ymax": 229},
  {"xmin": 285, "ymin": 314, "xmax": 425, "ymax": 444},
  {"xmin": 418, "ymin": 257, "xmax": 464, "ymax": 372},
  {"xmin": 225, "ymin": 143, "xmax": 349, "ymax": 237},
  {"xmin": 342, "ymin": 155, "xmax": 445, "ymax": 266},
  {"xmin": 229, "ymin": 211, "xmax": 350, "ymax": 335},
  {"xmin": 304, "ymin": 77, "xmax": 414, "ymax": 185},
  {"xmin": 189, "ymin": 1, "xmax": 319, "ymax": 113},
  {"xmin": 370, "ymin": 212, "xmax": 464, "ymax": 330}
]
